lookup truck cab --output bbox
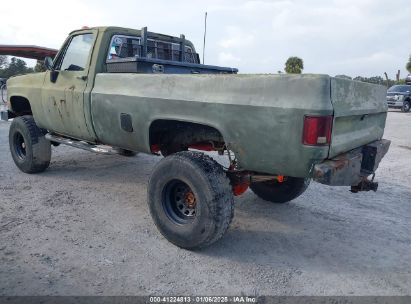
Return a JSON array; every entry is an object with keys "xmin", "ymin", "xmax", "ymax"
[{"xmin": 8, "ymin": 26, "xmax": 237, "ymax": 142}]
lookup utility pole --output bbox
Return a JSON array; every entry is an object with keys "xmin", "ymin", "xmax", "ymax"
[{"xmin": 202, "ymin": 12, "xmax": 208, "ymax": 64}]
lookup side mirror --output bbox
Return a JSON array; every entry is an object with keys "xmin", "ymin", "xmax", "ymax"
[
  {"xmin": 44, "ymin": 57, "xmax": 54, "ymax": 71},
  {"xmin": 45, "ymin": 56, "xmax": 59, "ymax": 83}
]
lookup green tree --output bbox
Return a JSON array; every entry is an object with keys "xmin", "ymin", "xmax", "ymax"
[
  {"xmin": 285, "ymin": 56, "xmax": 304, "ymax": 74},
  {"xmin": 353, "ymin": 76, "xmax": 385, "ymax": 85},
  {"xmin": 0, "ymin": 55, "xmax": 8, "ymax": 69},
  {"xmin": 0, "ymin": 57, "xmax": 33, "ymax": 78},
  {"xmin": 34, "ymin": 60, "xmax": 46, "ymax": 72},
  {"xmin": 406, "ymin": 55, "xmax": 411, "ymax": 74}
]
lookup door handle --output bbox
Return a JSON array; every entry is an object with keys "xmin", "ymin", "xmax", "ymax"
[{"xmin": 76, "ymin": 75, "xmax": 88, "ymax": 81}]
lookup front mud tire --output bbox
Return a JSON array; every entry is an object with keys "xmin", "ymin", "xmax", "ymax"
[
  {"xmin": 250, "ymin": 177, "xmax": 310, "ymax": 204},
  {"xmin": 9, "ymin": 116, "xmax": 51, "ymax": 174},
  {"xmin": 148, "ymin": 151, "xmax": 234, "ymax": 249}
]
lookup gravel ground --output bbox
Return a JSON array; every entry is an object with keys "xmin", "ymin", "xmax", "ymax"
[{"xmin": 0, "ymin": 111, "xmax": 410, "ymax": 296}]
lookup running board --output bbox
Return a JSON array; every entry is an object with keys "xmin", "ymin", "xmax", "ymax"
[{"xmin": 45, "ymin": 133, "xmax": 118, "ymax": 155}]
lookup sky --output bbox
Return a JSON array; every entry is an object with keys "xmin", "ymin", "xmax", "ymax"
[{"xmin": 1, "ymin": 0, "xmax": 410, "ymax": 78}]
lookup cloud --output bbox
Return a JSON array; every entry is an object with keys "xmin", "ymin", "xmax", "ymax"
[
  {"xmin": 219, "ymin": 26, "xmax": 255, "ymax": 49},
  {"xmin": 218, "ymin": 52, "xmax": 241, "ymax": 65},
  {"xmin": 0, "ymin": 0, "xmax": 104, "ymax": 48},
  {"xmin": 1, "ymin": 0, "xmax": 410, "ymax": 78}
]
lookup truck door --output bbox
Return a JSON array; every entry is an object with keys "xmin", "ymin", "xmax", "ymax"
[{"xmin": 41, "ymin": 30, "xmax": 97, "ymax": 141}]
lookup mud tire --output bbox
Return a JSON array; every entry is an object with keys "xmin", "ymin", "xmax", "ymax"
[
  {"xmin": 250, "ymin": 177, "xmax": 310, "ymax": 204},
  {"xmin": 148, "ymin": 151, "xmax": 234, "ymax": 249},
  {"xmin": 9, "ymin": 115, "xmax": 51, "ymax": 173}
]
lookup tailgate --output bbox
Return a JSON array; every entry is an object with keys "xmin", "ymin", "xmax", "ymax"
[{"xmin": 329, "ymin": 78, "xmax": 388, "ymax": 158}]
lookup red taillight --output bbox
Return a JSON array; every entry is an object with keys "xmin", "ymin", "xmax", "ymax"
[{"xmin": 302, "ymin": 115, "xmax": 333, "ymax": 146}]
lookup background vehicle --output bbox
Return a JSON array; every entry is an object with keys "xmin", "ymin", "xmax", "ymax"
[
  {"xmin": 406, "ymin": 74, "xmax": 411, "ymax": 85},
  {"xmin": 6, "ymin": 26, "xmax": 390, "ymax": 249},
  {"xmin": 386, "ymin": 84, "xmax": 411, "ymax": 112}
]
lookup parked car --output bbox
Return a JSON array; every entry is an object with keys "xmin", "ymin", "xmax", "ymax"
[
  {"xmin": 406, "ymin": 74, "xmax": 411, "ymax": 85},
  {"xmin": 6, "ymin": 26, "xmax": 390, "ymax": 249},
  {"xmin": 386, "ymin": 84, "xmax": 411, "ymax": 112}
]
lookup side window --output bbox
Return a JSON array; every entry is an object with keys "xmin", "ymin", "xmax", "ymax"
[
  {"xmin": 107, "ymin": 35, "xmax": 141, "ymax": 61},
  {"xmin": 59, "ymin": 34, "xmax": 94, "ymax": 71}
]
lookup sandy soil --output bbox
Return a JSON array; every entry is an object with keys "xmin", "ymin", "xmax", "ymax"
[{"xmin": 0, "ymin": 111, "xmax": 410, "ymax": 296}]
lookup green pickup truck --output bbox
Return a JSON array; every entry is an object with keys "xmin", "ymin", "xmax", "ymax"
[{"xmin": 6, "ymin": 26, "xmax": 390, "ymax": 249}]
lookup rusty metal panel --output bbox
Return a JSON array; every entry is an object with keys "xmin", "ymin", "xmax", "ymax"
[
  {"xmin": 313, "ymin": 139, "xmax": 391, "ymax": 186},
  {"xmin": 313, "ymin": 149, "xmax": 363, "ymax": 186}
]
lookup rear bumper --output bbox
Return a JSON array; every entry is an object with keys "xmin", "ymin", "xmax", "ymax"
[{"xmin": 313, "ymin": 139, "xmax": 391, "ymax": 186}]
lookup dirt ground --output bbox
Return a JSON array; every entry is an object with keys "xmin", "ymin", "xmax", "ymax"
[{"xmin": 0, "ymin": 111, "xmax": 410, "ymax": 296}]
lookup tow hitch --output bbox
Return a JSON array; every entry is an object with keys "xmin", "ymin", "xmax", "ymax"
[{"xmin": 350, "ymin": 176, "xmax": 378, "ymax": 193}]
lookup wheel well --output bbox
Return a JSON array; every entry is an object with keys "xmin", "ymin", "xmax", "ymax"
[
  {"xmin": 9, "ymin": 96, "xmax": 32, "ymax": 116},
  {"xmin": 149, "ymin": 120, "xmax": 225, "ymax": 149}
]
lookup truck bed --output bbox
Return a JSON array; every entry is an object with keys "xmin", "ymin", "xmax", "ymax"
[{"xmin": 90, "ymin": 73, "xmax": 387, "ymax": 177}]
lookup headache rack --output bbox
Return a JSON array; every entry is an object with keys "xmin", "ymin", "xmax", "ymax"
[{"xmin": 106, "ymin": 27, "xmax": 238, "ymax": 75}]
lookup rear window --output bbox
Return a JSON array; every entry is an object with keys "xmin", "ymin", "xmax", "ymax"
[{"xmin": 107, "ymin": 34, "xmax": 198, "ymax": 63}]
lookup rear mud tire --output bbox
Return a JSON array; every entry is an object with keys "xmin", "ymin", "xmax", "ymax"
[
  {"xmin": 250, "ymin": 177, "xmax": 310, "ymax": 204},
  {"xmin": 9, "ymin": 115, "xmax": 51, "ymax": 174},
  {"xmin": 148, "ymin": 151, "xmax": 234, "ymax": 249}
]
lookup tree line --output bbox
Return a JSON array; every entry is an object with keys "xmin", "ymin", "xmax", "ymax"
[
  {"xmin": 0, "ymin": 55, "xmax": 45, "ymax": 79},
  {"xmin": 282, "ymin": 55, "xmax": 411, "ymax": 87}
]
